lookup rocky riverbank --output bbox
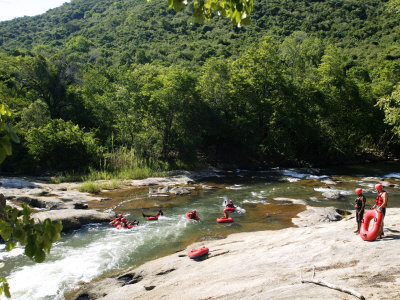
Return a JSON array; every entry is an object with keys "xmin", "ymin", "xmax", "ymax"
[
  {"xmin": 71, "ymin": 205, "xmax": 400, "ymax": 300},
  {"xmin": 0, "ymin": 170, "xmax": 219, "ymax": 231}
]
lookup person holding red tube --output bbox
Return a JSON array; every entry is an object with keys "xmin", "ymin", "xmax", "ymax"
[{"xmin": 372, "ymin": 183, "xmax": 389, "ymax": 239}]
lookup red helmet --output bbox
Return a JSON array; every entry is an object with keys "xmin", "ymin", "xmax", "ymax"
[
  {"xmin": 375, "ymin": 183, "xmax": 383, "ymax": 191},
  {"xmin": 355, "ymin": 188, "xmax": 362, "ymax": 195},
  {"xmin": 192, "ymin": 210, "xmax": 196, "ymax": 214},
  {"xmin": 229, "ymin": 200, "xmax": 233, "ymax": 203}
]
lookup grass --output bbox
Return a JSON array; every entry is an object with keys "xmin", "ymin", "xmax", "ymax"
[
  {"xmin": 52, "ymin": 148, "xmax": 182, "ymax": 193},
  {"xmin": 78, "ymin": 179, "xmax": 123, "ymax": 194}
]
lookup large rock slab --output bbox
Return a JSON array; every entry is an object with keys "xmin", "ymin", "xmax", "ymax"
[
  {"xmin": 33, "ymin": 209, "xmax": 114, "ymax": 232},
  {"xmin": 73, "ymin": 208, "xmax": 400, "ymax": 300}
]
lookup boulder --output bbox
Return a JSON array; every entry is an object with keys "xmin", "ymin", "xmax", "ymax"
[
  {"xmin": 322, "ymin": 190, "xmax": 345, "ymax": 200},
  {"xmin": 33, "ymin": 209, "xmax": 114, "ymax": 232},
  {"xmin": 169, "ymin": 186, "xmax": 190, "ymax": 195}
]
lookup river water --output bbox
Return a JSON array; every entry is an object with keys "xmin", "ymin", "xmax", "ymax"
[{"xmin": 1, "ymin": 162, "xmax": 400, "ymax": 299}]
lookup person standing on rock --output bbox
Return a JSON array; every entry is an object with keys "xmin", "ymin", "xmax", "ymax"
[
  {"xmin": 354, "ymin": 188, "xmax": 366, "ymax": 234},
  {"xmin": 372, "ymin": 183, "xmax": 388, "ymax": 239}
]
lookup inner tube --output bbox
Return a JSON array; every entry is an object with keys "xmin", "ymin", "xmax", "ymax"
[
  {"xmin": 224, "ymin": 206, "xmax": 235, "ymax": 212},
  {"xmin": 360, "ymin": 209, "xmax": 383, "ymax": 241},
  {"xmin": 216, "ymin": 217, "xmax": 234, "ymax": 223},
  {"xmin": 188, "ymin": 247, "xmax": 209, "ymax": 259},
  {"xmin": 147, "ymin": 216, "xmax": 158, "ymax": 220},
  {"xmin": 185, "ymin": 213, "xmax": 200, "ymax": 220},
  {"xmin": 116, "ymin": 225, "xmax": 134, "ymax": 229}
]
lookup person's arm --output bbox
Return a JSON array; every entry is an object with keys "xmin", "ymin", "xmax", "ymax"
[{"xmin": 360, "ymin": 196, "xmax": 366, "ymax": 211}]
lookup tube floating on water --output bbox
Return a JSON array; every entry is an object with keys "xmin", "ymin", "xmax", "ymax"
[
  {"xmin": 216, "ymin": 217, "xmax": 234, "ymax": 223},
  {"xmin": 224, "ymin": 206, "xmax": 235, "ymax": 212}
]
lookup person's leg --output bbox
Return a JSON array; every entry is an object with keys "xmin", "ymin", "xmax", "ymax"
[
  {"xmin": 355, "ymin": 222, "xmax": 360, "ymax": 233},
  {"xmin": 380, "ymin": 208, "xmax": 386, "ymax": 237}
]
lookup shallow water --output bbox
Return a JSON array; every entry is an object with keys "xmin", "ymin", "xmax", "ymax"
[{"xmin": 1, "ymin": 162, "xmax": 400, "ymax": 299}]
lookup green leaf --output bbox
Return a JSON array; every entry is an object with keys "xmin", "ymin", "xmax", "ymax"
[
  {"xmin": 34, "ymin": 249, "xmax": 46, "ymax": 263},
  {"xmin": 5, "ymin": 125, "xmax": 20, "ymax": 143},
  {"xmin": 25, "ymin": 235, "xmax": 37, "ymax": 258},
  {"xmin": 0, "ymin": 221, "xmax": 13, "ymax": 241},
  {"xmin": 5, "ymin": 241, "xmax": 16, "ymax": 251},
  {"xmin": 0, "ymin": 136, "xmax": 12, "ymax": 155},
  {"xmin": 0, "ymin": 277, "xmax": 11, "ymax": 298}
]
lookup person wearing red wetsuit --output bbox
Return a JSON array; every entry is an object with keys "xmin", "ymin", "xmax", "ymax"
[
  {"xmin": 354, "ymin": 188, "xmax": 366, "ymax": 234},
  {"xmin": 372, "ymin": 183, "xmax": 389, "ymax": 239}
]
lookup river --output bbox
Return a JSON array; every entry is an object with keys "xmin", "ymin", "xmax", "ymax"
[{"xmin": 1, "ymin": 162, "xmax": 400, "ymax": 299}]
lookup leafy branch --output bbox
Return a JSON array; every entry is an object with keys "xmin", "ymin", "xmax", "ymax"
[{"xmin": 164, "ymin": 0, "xmax": 254, "ymax": 25}]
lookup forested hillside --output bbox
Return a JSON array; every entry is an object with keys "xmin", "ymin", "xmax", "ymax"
[{"xmin": 1, "ymin": 0, "xmax": 400, "ymax": 175}]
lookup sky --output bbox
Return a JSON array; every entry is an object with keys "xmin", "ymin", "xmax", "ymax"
[{"xmin": 0, "ymin": 0, "xmax": 71, "ymax": 22}]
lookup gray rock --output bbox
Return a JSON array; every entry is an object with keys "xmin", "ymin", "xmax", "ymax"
[
  {"xmin": 158, "ymin": 186, "xmax": 169, "ymax": 194},
  {"xmin": 16, "ymin": 196, "xmax": 64, "ymax": 209},
  {"xmin": 323, "ymin": 208, "xmax": 349, "ymax": 222},
  {"xmin": 321, "ymin": 180, "xmax": 337, "ymax": 185},
  {"xmin": 33, "ymin": 209, "xmax": 114, "ymax": 232},
  {"xmin": 322, "ymin": 190, "xmax": 345, "ymax": 200},
  {"xmin": 169, "ymin": 187, "xmax": 190, "ymax": 195}
]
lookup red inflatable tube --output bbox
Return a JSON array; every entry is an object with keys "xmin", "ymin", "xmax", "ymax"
[
  {"xmin": 224, "ymin": 206, "xmax": 235, "ymax": 212},
  {"xmin": 188, "ymin": 247, "xmax": 209, "ymax": 259},
  {"xmin": 360, "ymin": 209, "xmax": 383, "ymax": 241},
  {"xmin": 116, "ymin": 225, "xmax": 134, "ymax": 229},
  {"xmin": 147, "ymin": 216, "xmax": 158, "ymax": 220},
  {"xmin": 216, "ymin": 217, "xmax": 234, "ymax": 223},
  {"xmin": 185, "ymin": 213, "xmax": 200, "ymax": 220}
]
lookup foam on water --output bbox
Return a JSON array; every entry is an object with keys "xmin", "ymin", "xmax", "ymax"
[
  {"xmin": 0, "ymin": 245, "xmax": 24, "ymax": 261},
  {"xmin": 226, "ymin": 184, "xmax": 247, "ymax": 190},
  {"xmin": 278, "ymin": 169, "xmax": 328, "ymax": 180},
  {"xmin": 284, "ymin": 177, "xmax": 300, "ymax": 182},
  {"xmin": 314, "ymin": 187, "xmax": 353, "ymax": 195},
  {"xmin": 384, "ymin": 173, "xmax": 400, "ymax": 179},
  {"xmin": 2, "ymin": 215, "xmax": 190, "ymax": 300},
  {"xmin": 242, "ymin": 199, "xmax": 269, "ymax": 205}
]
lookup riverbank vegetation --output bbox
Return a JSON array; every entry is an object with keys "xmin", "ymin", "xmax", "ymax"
[{"xmin": 1, "ymin": 0, "xmax": 400, "ymax": 176}]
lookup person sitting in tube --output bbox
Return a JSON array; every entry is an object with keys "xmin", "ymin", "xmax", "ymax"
[
  {"xmin": 109, "ymin": 214, "xmax": 124, "ymax": 226},
  {"xmin": 142, "ymin": 209, "xmax": 164, "ymax": 218},
  {"xmin": 226, "ymin": 200, "xmax": 235, "ymax": 208},
  {"xmin": 354, "ymin": 188, "xmax": 366, "ymax": 234},
  {"xmin": 187, "ymin": 209, "xmax": 199, "ymax": 219},
  {"xmin": 126, "ymin": 220, "xmax": 139, "ymax": 227},
  {"xmin": 223, "ymin": 210, "xmax": 229, "ymax": 219}
]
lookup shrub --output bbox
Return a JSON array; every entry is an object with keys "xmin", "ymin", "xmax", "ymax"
[{"xmin": 25, "ymin": 119, "xmax": 101, "ymax": 171}]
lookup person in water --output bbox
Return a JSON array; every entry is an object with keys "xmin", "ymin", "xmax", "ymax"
[
  {"xmin": 223, "ymin": 210, "xmax": 229, "ymax": 219},
  {"xmin": 142, "ymin": 209, "xmax": 164, "ymax": 218},
  {"xmin": 372, "ymin": 183, "xmax": 389, "ymax": 239},
  {"xmin": 109, "ymin": 214, "xmax": 124, "ymax": 226},
  {"xmin": 354, "ymin": 188, "xmax": 366, "ymax": 234},
  {"xmin": 126, "ymin": 220, "xmax": 139, "ymax": 227},
  {"xmin": 187, "ymin": 209, "xmax": 199, "ymax": 219},
  {"xmin": 226, "ymin": 200, "xmax": 235, "ymax": 208}
]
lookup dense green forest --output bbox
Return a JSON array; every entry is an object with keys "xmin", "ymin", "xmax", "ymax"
[{"xmin": 1, "ymin": 0, "xmax": 400, "ymax": 175}]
